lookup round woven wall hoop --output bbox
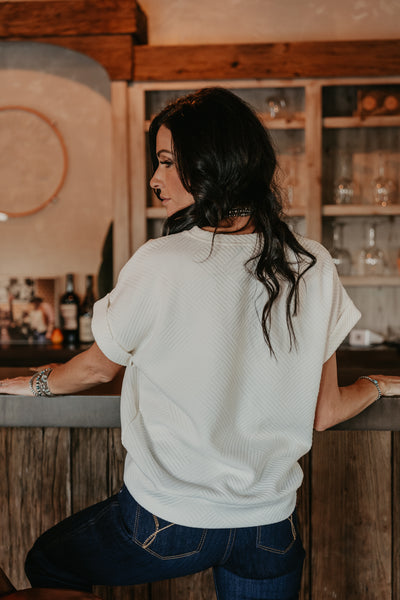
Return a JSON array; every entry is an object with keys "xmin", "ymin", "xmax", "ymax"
[{"xmin": 0, "ymin": 105, "xmax": 68, "ymax": 218}]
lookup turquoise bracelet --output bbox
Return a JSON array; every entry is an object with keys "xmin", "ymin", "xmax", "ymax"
[
  {"xmin": 358, "ymin": 375, "xmax": 382, "ymax": 401},
  {"xmin": 29, "ymin": 368, "xmax": 54, "ymax": 397}
]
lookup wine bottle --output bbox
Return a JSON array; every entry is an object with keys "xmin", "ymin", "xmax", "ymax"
[
  {"xmin": 59, "ymin": 273, "xmax": 80, "ymax": 347},
  {"xmin": 79, "ymin": 275, "xmax": 95, "ymax": 344}
]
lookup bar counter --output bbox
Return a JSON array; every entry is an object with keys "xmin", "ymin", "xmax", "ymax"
[
  {"xmin": 0, "ymin": 345, "xmax": 400, "ymax": 599},
  {"xmin": 1, "ymin": 345, "xmax": 399, "ymax": 429}
]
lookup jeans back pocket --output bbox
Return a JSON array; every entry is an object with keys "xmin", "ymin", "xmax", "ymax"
[
  {"xmin": 256, "ymin": 512, "xmax": 297, "ymax": 555},
  {"xmin": 133, "ymin": 505, "xmax": 207, "ymax": 560}
]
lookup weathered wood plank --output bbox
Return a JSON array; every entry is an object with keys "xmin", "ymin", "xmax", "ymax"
[
  {"xmin": 0, "ymin": 428, "xmax": 70, "ymax": 589},
  {"xmin": 39, "ymin": 428, "xmax": 71, "ymax": 533},
  {"xmin": 97, "ymin": 583, "xmax": 149, "ymax": 600},
  {"xmin": 392, "ymin": 432, "xmax": 400, "ymax": 600},
  {"xmin": 0, "ymin": 429, "xmax": 13, "ymax": 587},
  {"xmin": 108, "ymin": 428, "xmax": 126, "ymax": 495},
  {"xmin": 71, "ymin": 429, "xmax": 109, "ymax": 600},
  {"xmin": 71, "ymin": 429, "xmax": 109, "ymax": 511},
  {"xmin": 170, "ymin": 571, "xmax": 216, "ymax": 600},
  {"xmin": 150, "ymin": 579, "xmax": 171, "ymax": 599},
  {"xmin": 312, "ymin": 431, "xmax": 392, "ymax": 599},
  {"xmin": 4, "ymin": 35, "xmax": 133, "ymax": 81},
  {"xmin": 133, "ymin": 40, "xmax": 400, "ymax": 82},
  {"xmin": 0, "ymin": 1, "xmax": 147, "ymax": 41}
]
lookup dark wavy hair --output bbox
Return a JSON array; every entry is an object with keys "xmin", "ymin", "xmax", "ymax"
[{"xmin": 149, "ymin": 87, "xmax": 316, "ymax": 354}]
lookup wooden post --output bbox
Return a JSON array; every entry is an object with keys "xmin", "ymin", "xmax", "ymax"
[
  {"xmin": 111, "ymin": 81, "xmax": 132, "ymax": 283},
  {"xmin": 305, "ymin": 81, "xmax": 322, "ymax": 241},
  {"xmin": 129, "ymin": 84, "xmax": 148, "ymax": 253}
]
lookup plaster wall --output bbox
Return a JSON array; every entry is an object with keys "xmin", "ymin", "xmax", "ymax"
[
  {"xmin": 139, "ymin": 0, "xmax": 400, "ymax": 45},
  {"xmin": 0, "ymin": 42, "xmax": 112, "ymax": 284}
]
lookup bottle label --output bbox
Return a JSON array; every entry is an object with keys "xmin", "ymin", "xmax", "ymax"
[
  {"xmin": 60, "ymin": 304, "xmax": 78, "ymax": 330},
  {"xmin": 79, "ymin": 315, "xmax": 94, "ymax": 343}
]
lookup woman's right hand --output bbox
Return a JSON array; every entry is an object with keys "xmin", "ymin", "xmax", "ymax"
[{"xmin": 371, "ymin": 374, "xmax": 400, "ymax": 397}]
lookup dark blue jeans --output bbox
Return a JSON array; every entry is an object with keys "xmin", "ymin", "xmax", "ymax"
[{"xmin": 25, "ymin": 485, "xmax": 305, "ymax": 600}]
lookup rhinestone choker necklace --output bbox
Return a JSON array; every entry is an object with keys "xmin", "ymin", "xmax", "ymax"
[{"xmin": 227, "ymin": 207, "xmax": 252, "ymax": 218}]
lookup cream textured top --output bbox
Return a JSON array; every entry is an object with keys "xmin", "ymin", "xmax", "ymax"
[{"xmin": 92, "ymin": 227, "xmax": 360, "ymax": 528}]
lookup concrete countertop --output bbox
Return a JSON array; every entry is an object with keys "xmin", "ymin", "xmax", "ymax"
[
  {"xmin": 1, "ymin": 363, "xmax": 399, "ymax": 430},
  {"xmin": 0, "ymin": 367, "xmax": 122, "ymax": 427}
]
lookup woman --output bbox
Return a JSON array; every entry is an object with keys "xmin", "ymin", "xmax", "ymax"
[{"xmin": 1, "ymin": 87, "xmax": 399, "ymax": 600}]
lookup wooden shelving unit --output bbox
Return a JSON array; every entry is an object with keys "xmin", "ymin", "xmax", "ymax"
[{"xmin": 128, "ymin": 76, "xmax": 400, "ymax": 325}]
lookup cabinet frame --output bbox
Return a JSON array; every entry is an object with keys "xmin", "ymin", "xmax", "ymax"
[{"xmin": 128, "ymin": 76, "xmax": 400, "ymax": 290}]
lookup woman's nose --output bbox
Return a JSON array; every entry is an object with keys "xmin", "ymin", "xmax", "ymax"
[{"xmin": 150, "ymin": 168, "xmax": 161, "ymax": 190}]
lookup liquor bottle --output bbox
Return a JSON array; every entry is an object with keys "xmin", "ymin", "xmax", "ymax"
[
  {"xmin": 329, "ymin": 221, "xmax": 352, "ymax": 276},
  {"xmin": 357, "ymin": 223, "xmax": 386, "ymax": 276},
  {"xmin": 79, "ymin": 275, "xmax": 95, "ymax": 344},
  {"xmin": 59, "ymin": 273, "xmax": 80, "ymax": 347},
  {"xmin": 333, "ymin": 152, "xmax": 359, "ymax": 205},
  {"xmin": 371, "ymin": 153, "xmax": 397, "ymax": 207}
]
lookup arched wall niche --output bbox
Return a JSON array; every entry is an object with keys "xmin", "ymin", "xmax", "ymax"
[
  {"xmin": 0, "ymin": 41, "xmax": 115, "ymax": 292},
  {"xmin": 0, "ymin": 0, "xmax": 146, "ymax": 294}
]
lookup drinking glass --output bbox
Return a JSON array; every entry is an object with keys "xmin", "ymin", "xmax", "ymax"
[{"xmin": 266, "ymin": 95, "xmax": 287, "ymax": 119}]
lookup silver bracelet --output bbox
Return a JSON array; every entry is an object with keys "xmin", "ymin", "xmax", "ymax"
[
  {"xmin": 29, "ymin": 368, "xmax": 54, "ymax": 397},
  {"xmin": 358, "ymin": 375, "xmax": 382, "ymax": 401}
]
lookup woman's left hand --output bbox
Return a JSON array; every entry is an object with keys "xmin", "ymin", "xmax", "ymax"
[{"xmin": 0, "ymin": 376, "xmax": 33, "ymax": 396}]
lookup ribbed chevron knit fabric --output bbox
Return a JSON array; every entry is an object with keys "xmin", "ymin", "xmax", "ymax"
[{"xmin": 92, "ymin": 226, "xmax": 360, "ymax": 528}]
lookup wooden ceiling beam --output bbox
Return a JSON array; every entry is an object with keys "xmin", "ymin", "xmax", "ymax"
[
  {"xmin": 0, "ymin": 0, "xmax": 147, "ymax": 42},
  {"xmin": 133, "ymin": 40, "xmax": 400, "ymax": 81}
]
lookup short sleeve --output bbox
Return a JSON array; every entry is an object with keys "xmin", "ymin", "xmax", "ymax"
[
  {"xmin": 92, "ymin": 294, "xmax": 131, "ymax": 366},
  {"xmin": 91, "ymin": 243, "xmax": 159, "ymax": 367}
]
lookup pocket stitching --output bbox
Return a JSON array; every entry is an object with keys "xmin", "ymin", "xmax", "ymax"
[
  {"xmin": 256, "ymin": 514, "xmax": 297, "ymax": 555},
  {"xmin": 133, "ymin": 506, "xmax": 207, "ymax": 560}
]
